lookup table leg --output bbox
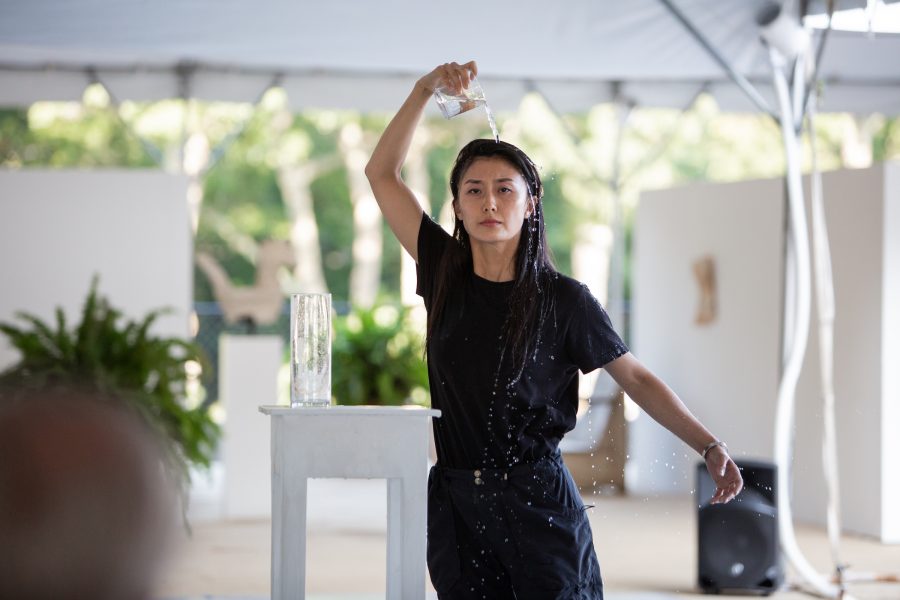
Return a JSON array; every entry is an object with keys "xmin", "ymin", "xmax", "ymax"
[
  {"xmin": 387, "ymin": 477, "xmax": 403, "ymax": 600},
  {"xmin": 388, "ymin": 470, "xmax": 428, "ymax": 599},
  {"xmin": 272, "ymin": 436, "xmax": 308, "ymax": 598},
  {"xmin": 405, "ymin": 468, "xmax": 428, "ymax": 599}
]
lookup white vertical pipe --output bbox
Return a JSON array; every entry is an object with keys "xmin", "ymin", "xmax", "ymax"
[
  {"xmin": 807, "ymin": 98, "xmax": 845, "ymax": 581},
  {"xmin": 769, "ymin": 45, "xmax": 845, "ymax": 600}
]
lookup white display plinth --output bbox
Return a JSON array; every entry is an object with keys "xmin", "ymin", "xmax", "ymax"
[
  {"xmin": 260, "ymin": 405, "xmax": 440, "ymax": 600},
  {"xmin": 221, "ymin": 334, "xmax": 283, "ymax": 518}
]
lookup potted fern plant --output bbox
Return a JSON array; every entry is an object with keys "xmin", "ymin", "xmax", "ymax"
[
  {"xmin": 332, "ymin": 304, "xmax": 430, "ymax": 406},
  {"xmin": 0, "ymin": 277, "xmax": 220, "ymax": 517}
]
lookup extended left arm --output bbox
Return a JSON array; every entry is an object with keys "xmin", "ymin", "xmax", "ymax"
[{"xmin": 604, "ymin": 352, "xmax": 743, "ymax": 504}]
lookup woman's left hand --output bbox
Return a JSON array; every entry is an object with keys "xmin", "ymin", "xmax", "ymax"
[{"xmin": 706, "ymin": 446, "xmax": 743, "ymax": 504}]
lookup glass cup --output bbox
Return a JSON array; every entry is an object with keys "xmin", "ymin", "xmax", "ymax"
[
  {"xmin": 433, "ymin": 75, "xmax": 486, "ymax": 119},
  {"xmin": 290, "ymin": 293, "xmax": 332, "ymax": 407}
]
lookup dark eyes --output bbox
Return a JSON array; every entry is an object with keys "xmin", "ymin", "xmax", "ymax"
[{"xmin": 465, "ymin": 186, "xmax": 513, "ymax": 194}]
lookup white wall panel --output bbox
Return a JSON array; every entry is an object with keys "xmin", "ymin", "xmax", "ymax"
[
  {"xmin": 631, "ymin": 177, "xmax": 785, "ymax": 494},
  {"xmin": 0, "ymin": 169, "xmax": 192, "ymax": 370},
  {"xmin": 881, "ymin": 162, "xmax": 900, "ymax": 543}
]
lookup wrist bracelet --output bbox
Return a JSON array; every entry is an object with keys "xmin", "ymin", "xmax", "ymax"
[{"xmin": 702, "ymin": 440, "xmax": 727, "ymax": 459}]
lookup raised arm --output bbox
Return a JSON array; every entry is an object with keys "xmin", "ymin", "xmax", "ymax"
[
  {"xmin": 604, "ymin": 352, "xmax": 744, "ymax": 504},
  {"xmin": 365, "ymin": 61, "xmax": 477, "ymax": 262}
]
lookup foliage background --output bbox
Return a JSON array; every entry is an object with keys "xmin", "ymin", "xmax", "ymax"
[{"xmin": 2, "ymin": 85, "xmax": 897, "ymax": 410}]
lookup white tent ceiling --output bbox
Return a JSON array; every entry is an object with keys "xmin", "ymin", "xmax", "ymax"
[{"xmin": 1, "ymin": 0, "xmax": 899, "ymax": 114}]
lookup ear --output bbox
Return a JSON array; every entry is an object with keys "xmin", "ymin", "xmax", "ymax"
[{"xmin": 453, "ymin": 200, "xmax": 462, "ymax": 220}]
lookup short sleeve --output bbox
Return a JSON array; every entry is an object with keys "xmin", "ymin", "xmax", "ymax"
[
  {"xmin": 415, "ymin": 213, "xmax": 452, "ymax": 306},
  {"xmin": 564, "ymin": 284, "xmax": 629, "ymax": 373}
]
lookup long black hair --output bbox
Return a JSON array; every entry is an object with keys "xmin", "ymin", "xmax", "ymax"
[{"xmin": 427, "ymin": 139, "xmax": 557, "ymax": 384}]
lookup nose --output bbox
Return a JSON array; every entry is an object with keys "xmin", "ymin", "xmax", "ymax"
[{"xmin": 481, "ymin": 192, "xmax": 497, "ymax": 213}]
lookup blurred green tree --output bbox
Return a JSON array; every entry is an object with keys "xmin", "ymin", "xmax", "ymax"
[{"xmin": 2, "ymin": 94, "xmax": 897, "ymax": 312}]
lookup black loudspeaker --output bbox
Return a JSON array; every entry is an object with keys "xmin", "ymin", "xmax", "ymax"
[{"xmin": 696, "ymin": 460, "xmax": 783, "ymax": 595}]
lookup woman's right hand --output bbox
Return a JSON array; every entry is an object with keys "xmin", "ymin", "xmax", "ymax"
[{"xmin": 417, "ymin": 61, "xmax": 478, "ymax": 95}]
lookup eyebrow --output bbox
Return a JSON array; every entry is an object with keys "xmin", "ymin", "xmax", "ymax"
[{"xmin": 463, "ymin": 177, "xmax": 517, "ymax": 184}]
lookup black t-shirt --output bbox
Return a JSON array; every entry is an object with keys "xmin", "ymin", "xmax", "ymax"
[{"xmin": 416, "ymin": 213, "xmax": 628, "ymax": 469}]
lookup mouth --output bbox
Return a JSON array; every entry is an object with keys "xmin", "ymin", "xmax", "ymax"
[{"xmin": 480, "ymin": 219, "xmax": 501, "ymax": 226}]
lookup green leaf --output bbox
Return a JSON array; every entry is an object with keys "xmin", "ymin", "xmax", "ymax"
[
  {"xmin": 332, "ymin": 305, "xmax": 429, "ymax": 407},
  {"xmin": 0, "ymin": 275, "xmax": 221, "ymax": 529}
]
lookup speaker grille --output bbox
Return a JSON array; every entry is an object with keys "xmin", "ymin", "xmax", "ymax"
[{"xmin": 696, "ymin": 461, "xmax": 783, "ymax": 593}]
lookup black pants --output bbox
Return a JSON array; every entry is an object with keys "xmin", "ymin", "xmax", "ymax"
[{"xmin": 427, "ymin": 451, "xmax": 603, "ymax": 600}]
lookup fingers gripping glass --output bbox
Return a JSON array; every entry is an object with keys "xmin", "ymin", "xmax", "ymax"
[{"xmin": 433, "ymin": 75, "xmax": 487, "ymax": 119}]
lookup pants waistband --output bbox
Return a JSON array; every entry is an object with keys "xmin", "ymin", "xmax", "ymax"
[{"xmin": 433, "ymin": 450, "xmax": 562, "ymax": 487}]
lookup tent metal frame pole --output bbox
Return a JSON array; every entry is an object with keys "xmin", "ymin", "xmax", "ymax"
[
  {"xmin": 527, "ymin": 80, "xmax": 704, "ymax": 198},
  {"xmin": 176, "ymin": 62, "xmax": 194, "ymax": 173},
  {"xmin": 606, "ymin": 85, "xmax": 632, "ymax": 339},
  {"xmin": 602, "ymin": 83, "xmax": 705, "ymax": 343},
  {"xmin": 168, "ymin": 60, "xmax": 282, "ymax": 175},
  {"xmin": 86, "ymin": 68, "xmax": 166, "ymax": 168},
  {"xmin": 619, "ymin": 84, "xmax": 707, "ymax": 183},
  {"xmin": 658, "ymin": 0, "xmax": 779, "ymax": 121},
  {"xmin": 529, "ymin": 79, "xmax": 705, "ymax": 341},
  {"xmin": 201, "ymin": 73, "xmax": 283, "ymax": 177},
  {"xmin": 797, "ymin": 0, "xmax": 835, "ymax": 133},
  {"xmin": 524, "ymin": 79, "xmax": 613, "ymax": 188}
]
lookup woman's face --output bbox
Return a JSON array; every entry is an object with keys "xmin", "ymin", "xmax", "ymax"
[{"xmin": 454, "ymin": 156, "xmax": 534, "ymax": 247}]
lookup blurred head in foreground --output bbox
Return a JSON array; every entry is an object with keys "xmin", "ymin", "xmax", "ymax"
[{"xmin": 0, "ymin": 391, "xmax": 175, "ymax": 600}]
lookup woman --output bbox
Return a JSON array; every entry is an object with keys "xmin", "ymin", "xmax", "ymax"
[{"xmin": 365, "ymin": 60, "xmax": 743, "ymax": 600}]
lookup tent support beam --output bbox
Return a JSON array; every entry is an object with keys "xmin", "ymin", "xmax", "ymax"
[
  {"xmin": 526, "ymin": 80, "xmax": 704, "ymax": 194},
  {"xmin": 606, "ymin": 86, "xmax": 632, "ymax": 339},
  {"xmin": 177, "ymin": 62, "xmax": 194, "ymax": 171},
  {"xmin": 202, "ymin": 73, "xmax": 283, "ymax": 177},
  {"xmin": 524, "ymin": 79, "xmax": 613, "ymax": 188},
  {"xmin": 798, "ymin": 0, "xmax": 835, "ymax": 133},
  {"xmin": 86, "ymin": 68, "xmax": 165, "ymax": 168},
  {"xmin": 529, "ymin": 79, "xmax": 705, "ymax": 339},
  {"xmin": 658, "ymin": 0, "xmax": 779, "ymax": 121},
  {"xmin": 620, "ymin": 84, "xmax": 707, "ymax": 183}
]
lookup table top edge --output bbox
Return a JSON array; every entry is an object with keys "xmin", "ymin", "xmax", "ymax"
[{"xmin": 259, "ymin": 405, "xmax": 441, "ymax": 417}]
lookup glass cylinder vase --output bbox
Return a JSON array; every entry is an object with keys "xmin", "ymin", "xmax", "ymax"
[{"xmin": 289, "ymin": 293, "xmax": 332, "ymax": 407}]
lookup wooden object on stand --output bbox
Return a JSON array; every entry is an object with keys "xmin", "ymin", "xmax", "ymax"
[{"xmin": 564, "ymin": 390, "xmax": 627, "ymax": 494}]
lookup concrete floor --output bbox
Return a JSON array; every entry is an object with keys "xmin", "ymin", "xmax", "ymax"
[{"xmin": 155, "ymin": 477, "xmax": 900, "ymax": 600}]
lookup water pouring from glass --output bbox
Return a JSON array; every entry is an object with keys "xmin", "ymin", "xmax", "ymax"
[{"xmin": 430, "ymin": 61, "xmax": 499, "ymax": 142}]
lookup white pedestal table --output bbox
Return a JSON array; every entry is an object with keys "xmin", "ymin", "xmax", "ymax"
[{"xmin": 259, "ymin": 405, "xmax": 441, "ymax": 600}]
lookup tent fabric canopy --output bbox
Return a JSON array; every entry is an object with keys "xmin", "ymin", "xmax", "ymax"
[{"xmin": 1, "ymin": 0, "xmax": 899, "ymax": 114}]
